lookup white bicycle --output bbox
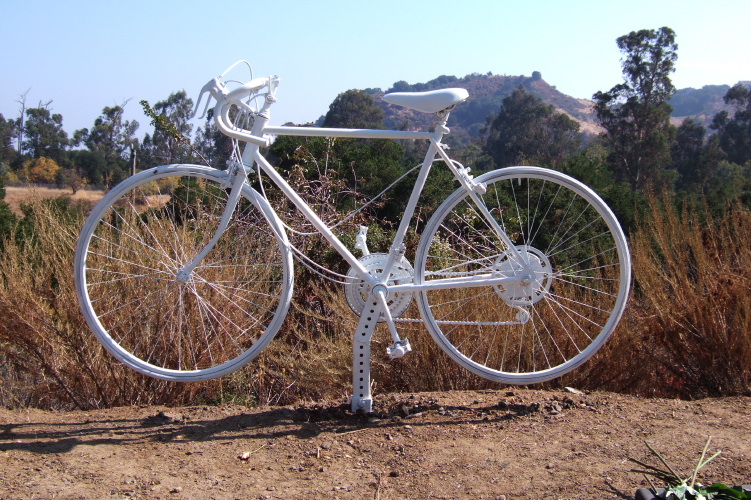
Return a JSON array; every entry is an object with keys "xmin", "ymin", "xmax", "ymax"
[{"xmin": 74, "ymin": 61, "xmax": 631, "ymax": 412}]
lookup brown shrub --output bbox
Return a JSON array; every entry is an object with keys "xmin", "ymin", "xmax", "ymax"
[
  {"xmin": 2, "ymin": 193, "xmax": 751, "ymax": 410},
  {"xmin": 569, "ymin": 196, "xmax": 751, "ymax": 398}
]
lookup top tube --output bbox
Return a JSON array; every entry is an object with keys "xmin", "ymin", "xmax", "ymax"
[{"xmin": 262, "ymin": 125, "xmax": 433, "ymax": 141}]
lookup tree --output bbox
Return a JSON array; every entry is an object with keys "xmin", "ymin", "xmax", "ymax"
[
  {"xmin": 68, "ymin": 149, "xmax": 108, "ymax": 187},
  {"xmin": 711, "ymin": 83, "xmax": 751, "ymax": 166},
  {"xmin": 139, "ymin": 91, "xmax": 194, "ymax": 168},
  {"xmin": 0, "ymin": 172, "xmax": 17, "ymax": 247},
  {"xmin": 59, "ymin": 168, "xmax": 88, "ymax": 194},
  {"xmin": 78, "ymin": 103, "xmax": 139, "ymax": 164},
  {"xmin": 0, "ymin": 113, "xmax": 17, "ymax": 167},
  {"xmin": 14, "ymin": 89, "xmax": 30, "ymax": 154},
  {"xmin": 482, "ymin": 86, "xmax": 581, "ymax": 168},
  {"xmin": 323, "ymin": 90, "xmax": 384, "ymax": 129},
  {"xmin": 193, "ymin": 111, "xmax": 232, "ymax": 168},
  {"xmin": 23, "ymin": 157, "xmax": 60, "ymax": 184},
  {"xmin": 22, "ymin": 104, "xmax": 69, "ymax": 162},
  {"xmin": 594, "ymin": 27, "xmax": 678, "ymax": 191},
  {"xmin": 671, "ymin": 118, "xmax": 727, "ymax": 195}
]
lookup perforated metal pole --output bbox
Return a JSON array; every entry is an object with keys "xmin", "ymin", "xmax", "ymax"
[{"xmin": 350, "ymin": 296, "xmax": 383, "ymax": 413}]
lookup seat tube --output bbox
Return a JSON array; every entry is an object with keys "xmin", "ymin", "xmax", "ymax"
[{"xmin": 378, "ymin": 123, "xmax": 446, "ymax": 280}]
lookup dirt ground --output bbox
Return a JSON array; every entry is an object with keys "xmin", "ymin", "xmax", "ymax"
[{"xmin": 0, "ymin": 389, "xmax": 749, "ymax": 500}]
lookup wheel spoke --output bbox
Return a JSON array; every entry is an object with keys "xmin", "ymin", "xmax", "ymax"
[
  {"xmin": 416, "ymin": 167, "xmax": 630, "ymax": 384},
  {"xmin": 75, "ymin": 168, "xmax": 292, "ymax": 381}
]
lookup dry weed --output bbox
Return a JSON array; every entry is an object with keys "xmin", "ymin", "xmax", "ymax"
[
  {"xmin": 570, "ymin": 195, "xmax": 751, "ymax": 397},
  {"xmin": 2, "ymin": 192, "xmax": 751, "ymax": 410}
]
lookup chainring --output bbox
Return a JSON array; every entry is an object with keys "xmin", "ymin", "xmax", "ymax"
[{"xmin": 344, "ymin": 253, "xmax": 414, "ymax": 321}]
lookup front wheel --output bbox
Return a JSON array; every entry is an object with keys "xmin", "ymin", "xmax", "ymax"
[
  {"xmin": 74, "ymin": 164, "xmax": 293, "ymax": 381},
  {"xmin": 415, "ymin": 167, "xmax": 630, "ymax": 384}
]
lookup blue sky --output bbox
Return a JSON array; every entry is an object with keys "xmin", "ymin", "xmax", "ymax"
[{"xmin": 1, "ymin": 0, "xmax": 749, "ymax": 140}]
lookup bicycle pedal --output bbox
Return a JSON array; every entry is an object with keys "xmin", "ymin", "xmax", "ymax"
[{"xmin": 386, "ymin": 339, "xmax": 412, "ymax": 359}]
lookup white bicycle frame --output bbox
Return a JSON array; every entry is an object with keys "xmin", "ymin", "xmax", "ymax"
[{"xmin": 196, "ymin": 72, "xmax": 527, "ymax": 412}]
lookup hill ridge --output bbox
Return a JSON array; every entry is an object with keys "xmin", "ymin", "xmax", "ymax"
[{"xmin": 364, "ymin": 73, "xmax": 748, "ymax": 140}]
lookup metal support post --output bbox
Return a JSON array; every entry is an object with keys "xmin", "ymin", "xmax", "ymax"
[{"xmin": 350, "ymin": 295, "xmax": 383, "ymax": 413}]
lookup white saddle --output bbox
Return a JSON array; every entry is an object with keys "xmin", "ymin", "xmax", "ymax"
[{"xmin": 382, "ymin": 88, "xmax": 469, "ymax": 113}]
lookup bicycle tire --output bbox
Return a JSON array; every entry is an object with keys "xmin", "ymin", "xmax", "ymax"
[
  {"xmin": 74, "ymin": 164, "xmax": 293, "ymax": 381},
  {"xmin": 414, "ymin": 166, "xmax": 630, "ymax": 384}
]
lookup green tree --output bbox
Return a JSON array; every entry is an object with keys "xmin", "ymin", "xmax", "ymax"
[
  {"xmin": 0, "ymin": 172, "xmax": 17, "ymax": 247},
  {"xmin": 193, "ymin": 111, "xmax": 232, "ymax": 168},
  {"xmin": 710, "ymin": 83, "xmax": 751, "ymax": 166},
  {"xmin": 594, "ymin": 27, "xmax": 678, "ymax": 191},
  {"xmin": 269, "ymin": 131, "xmax": 412, "ymax": 224},
  {"xmin": 482, "ymin": 86, "xmax": 581, "ymax": 169},
  {"xmin": 323, "ymin": 90, "xmax": 384, "ymax": 129},
  {"xmin": 139, "ymin": 91, "xmax": 194, "ymax": 168},
  {"xmin": 672, "ymin": 118, "xmax": 727, "ymax": 195},
  {"xmin": 68, "ymin": 149, "xmax": 108, "ymax": 187},
  {"xmin": 22, "ymin": 105, "xmax": 69, "ymax": 162},
  {"xmin": 0, "ymin": 113, "xmax": 17, "ymax": 166},
  {"xmin": 77, "ymin": 104, "xmax": 139, "ymax": 164}
]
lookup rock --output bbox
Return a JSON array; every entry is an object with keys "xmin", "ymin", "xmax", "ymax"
[{"xmin": 564, "ymin": 387, "xmax": 584, "ymax": 395}]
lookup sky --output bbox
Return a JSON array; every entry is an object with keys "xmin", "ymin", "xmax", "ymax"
[{"xmin": 1, "ymin": 0, "xmax": 750, "ymax": 142}]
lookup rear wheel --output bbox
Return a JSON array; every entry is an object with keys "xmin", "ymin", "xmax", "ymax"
[
  {"xmin": 415, "ymin": 166, "xmax": 630, "ymax": 384},
  {"xmin": 74, "ymin": 165, "xmax": 293, "ymax": 381}
]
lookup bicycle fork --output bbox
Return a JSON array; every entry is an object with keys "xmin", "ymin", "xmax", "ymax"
[{"xmin": 175, "ymin": 163, "xmax": 248, "ymax": 281}]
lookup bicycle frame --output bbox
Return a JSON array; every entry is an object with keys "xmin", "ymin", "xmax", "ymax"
[
  {"xmin": 202, "ymin": 75, "xmax": 532, "ymax": 411},
  {"xmin": 74, "ymin": 64, "xmax": 630, "ymax": 416},
  {"xmin": 213, "ymin": 108, "xmax": 525, "ymax": 289}
]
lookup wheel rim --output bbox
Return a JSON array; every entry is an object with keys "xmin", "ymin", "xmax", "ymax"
[
  {"xmin": 75, "ymin": 166, "xmax": 292, "ymax": 380},
  {"xmin": 415, "ymin": 167, "xmax": 630, "ymax": 383}
]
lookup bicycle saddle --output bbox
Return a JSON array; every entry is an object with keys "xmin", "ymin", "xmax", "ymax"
[{"xmin": 382, "ymin": 88, "xmax": 469, "ymax": 113}]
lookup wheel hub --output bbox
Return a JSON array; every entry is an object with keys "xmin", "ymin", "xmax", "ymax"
[
  {"xmin": 175, "ymin": 268, "xmax": 191, "ymax": 284},
  {"xmin": 492, "ymin": 246, "xmax": 553, "ymax": 306},
  {"xmin": 345, "ymin": 253, "xmax": 414, "ymax": 321}
]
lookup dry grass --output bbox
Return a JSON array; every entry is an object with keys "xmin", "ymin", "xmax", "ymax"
[
  {"xmin": 4, "ymin": 185, "xmax": 105, "ymax": 216},
  {"xmin": 1, "ymin": 192, "xmax": 750, "ymax": 410},
  {"xmin": 568, "ymin": 195, "xmax": 751, "ymax": 398}
]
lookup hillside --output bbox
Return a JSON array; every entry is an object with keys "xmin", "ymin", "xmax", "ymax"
[
  {"xmin": 365, "ymin": 73, "xmax": 747, "ymax": 141},
  {"xmin": 371, "ymin": 73, "xmax": 602, "ymax": 140},
  {"xmin": 668, "ymin": 82, "xmax": 751, "ymax": 128}
]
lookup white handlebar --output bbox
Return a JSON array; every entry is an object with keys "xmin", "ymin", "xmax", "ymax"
[
  {"xmin": 226, "ymin": 77, "xmax": 270, "ymax": 100},
  {"xmin": 192, "ymin": 67, "xmax": 280, "ymax": 148},
  {"xmin": 193, "ymin": 76, "xmax": 270, "ymax": 120}
]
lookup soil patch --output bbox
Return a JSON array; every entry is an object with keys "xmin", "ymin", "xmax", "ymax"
[{"xmin": 1, "ymin": 389, "xmax": 749, "ymax": 499}]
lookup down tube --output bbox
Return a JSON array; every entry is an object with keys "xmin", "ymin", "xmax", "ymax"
[{"xmin": 253, "ymin": 151, "xmax": 371, "ymax": 279}]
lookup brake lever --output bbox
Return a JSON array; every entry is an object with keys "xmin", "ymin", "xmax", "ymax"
[{"xmin": 193, "ymin": 77, "xmax": 225, "ymax": 119}]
